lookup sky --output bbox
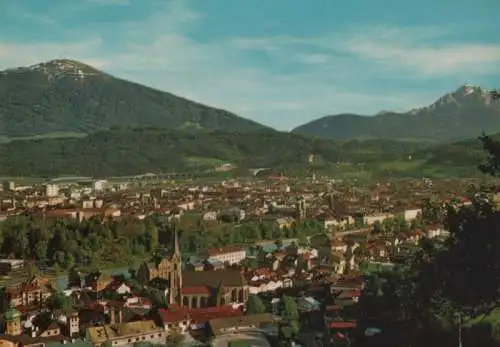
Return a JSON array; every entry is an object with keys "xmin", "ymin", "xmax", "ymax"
[{"xmin": 0, "ymin": 0, "xmax": 499, "ymax": 130}]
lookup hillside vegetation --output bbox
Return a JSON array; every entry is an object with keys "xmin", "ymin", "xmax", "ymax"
[
  {"xmin": 0, "ymin": 128, "xmax": 488, "ymax": 178},
  {"xmin": 0, "ymin": 59, "xmax": 268, "ymax": 136}
]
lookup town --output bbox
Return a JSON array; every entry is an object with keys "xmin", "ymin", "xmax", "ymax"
[{"xmin": 0, "ymin": 174, "xmax": 489, "ymax": 347}]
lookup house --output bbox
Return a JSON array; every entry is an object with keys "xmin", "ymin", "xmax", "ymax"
[
  {"xmin": 403, "ymin": 208, "xmax": 422, "ymax": 221},
  {"xmin": 208, "ymin": 313, "xmax": 273, "ymax": 336},
  {"xmin": 363, "ymin": 213, "xmax": 394, "ymax": 225},
  {"xmin": 427, "ymin": 225, "xmax": 448, "ymax": 238},
  {"xmin": 86, "ymin": 320, "xmax": 166, "ymax": 346},
  {"xmin": 5, "ymin": 277, "xmax": 54, "ymax": 308},
  {"xmin": 275, "ymin": 217, "xmax": 295, "ymax": 229},
  {"xmin": 0, "ymin": 308, "xmax": 78, "ymax": 347},
  {"xmin": 158, "ymin": 305, "xmax": 191, "ymax": 333},
  {"xmin": 103, "ymin": 279, "xmax": 132, "ymax": 296},
  {"xmin": 324, "ymin": 216, "xmax": 354, "ymax": 230},
  {"xmin": 204, "ymin": 246, "xmax": 247, "ymax": 265},
  {"xmin": 158, "ymin": 305, "xmax": 243, "ymax": 333},
  {"xmin": 202, "ymin": 211, "xmax": 218, "ymax": 221}
]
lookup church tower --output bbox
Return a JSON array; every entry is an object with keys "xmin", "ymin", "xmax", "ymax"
[
  {"xmin": 4, "ymin": 306, "xmax": 21, "ymax": 336},
  {"xmin": 169, "ymin": 228, "xmax": 183, "ymax": 305}
]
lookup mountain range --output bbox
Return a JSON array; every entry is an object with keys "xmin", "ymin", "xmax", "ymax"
[
  {"xmin": 292, "ymin": 84, "xmax": 500, "ymax": 142},
  {"xmin": 0, "ymin": 59, "xmax": 268, "ymax": 137},
  {"xmin": 0, "ymin": 59, "xmax": 498, "ymax": 178}
]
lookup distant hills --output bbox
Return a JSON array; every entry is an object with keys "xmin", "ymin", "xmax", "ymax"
[
  {"xmin": 0, "ymin": 59, "xmax": 268, "ymax": 137},
  {"xmin": 292, "ymin": 85, "xmax": 500, "ymax": 142},
  {"xmin": 0, "ymin": 127, "xmax": 488, "ymax": 178},
  {"xmin": 0, "ymin": 59, "xmax": 497, "ymax": 179}
]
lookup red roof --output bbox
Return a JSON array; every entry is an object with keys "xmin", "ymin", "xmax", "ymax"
[
  {"xmin": 206, "ymin": 245, "xmax": 246, "ymax": 257},
  {"xmin": 181, "ymin": 286, "xmax": 210, "ymax": 295},
  {"xmin": 348, "ymin": 290, "xmax": 361, "ymax": 297},
  {"xmin": 158, "ymin": 305, "xmax": 243, "ymax": 325},
  {"xmin": 190, "ymin": 305, "xmax": 243, "ymax": 324},
  {"xmin": 329, "ymin": 321, "xmax": 357, "ymax": 329},
  {"xmin": 158, "ymin": 305, "xmax": 190, "ymax": 323}
]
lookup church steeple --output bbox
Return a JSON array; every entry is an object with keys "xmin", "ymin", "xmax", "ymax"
[
  {"xmin": 169, "ymin": 227, "xmax": 183, "ymax": 305},
  {"xmin": 174, "ymin": 227, "xmax": 180, "ymax": 256}
]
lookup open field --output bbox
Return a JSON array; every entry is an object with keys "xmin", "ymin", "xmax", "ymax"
[{"xmin": 0, "ymin": 131, "xmax": 87, "ymax": 143}]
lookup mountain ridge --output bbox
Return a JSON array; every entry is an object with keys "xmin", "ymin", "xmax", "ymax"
[
  {"xmin": 0, "ymin": 127, "xmax": 488, "ymax": 178},
  {"xmin": 0, "ymin": 59, "xmax": 270, "ymax": 137},
  {"xmin": 292, "ymin": 84, "xmax": 500, "ymax": 142}
]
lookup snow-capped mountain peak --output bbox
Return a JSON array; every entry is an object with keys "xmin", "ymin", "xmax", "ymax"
[
  {"xmin": 29, "ymin": 59, "xmax": 101, "ymax": 80},
  {"xmin": 407, "ymin": 84, "xmax": 493, "ymax": 114},
  {"xmin": 0, "ymin": 59, "xmax": 103, "ymax": 82}
]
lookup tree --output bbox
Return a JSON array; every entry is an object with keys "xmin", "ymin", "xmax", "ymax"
[
  {"xmin": 150, "ymin": 289, "xmax": 169, "ymax": 309},
  {"xmin": 363, "ymin": 98, "xmax": 500, "ymax": 346},
  {"xmin": 275, "ymin": 239, "xmax": 283, "ymax": 250},
  {"xmin": 52, "ymin": 263, "xmax": 61, "ymax": 276},
  {"xmin": 136, "ymin": 262, "xmax": 150, "ymax": 286},
  {"xmin": 246, "ymin": 294, "xmax": 267, "ymax": 315},
  {"xmin": 310, "ymin": 233, "xmax": 329, "ymax": 249},
  {"xmin": 281, "ymin": 295, "xmax": 299, "ymax": 322},
  {"xmin": 67, "ymin": 267, "xmax": 81, "ymax": 288},
  {"xmin": 25, "ymin": 262, "xmax": 39, "ymax": 279},
  {"xmin": 165, "ymin": 329, "xmax": 184, "ymax": 347},
  {"xmin": 48, "ymin": 291, "xmax": 72, "ymax": 311}
]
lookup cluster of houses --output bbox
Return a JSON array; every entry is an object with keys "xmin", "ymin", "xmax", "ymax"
[
  {"xmin": 0, "ymin": 176, "xmax": 481, "ymax": 346},
  {"xmin": 0, "ymin": 176, "xmax": 476, "ymax": 229}
]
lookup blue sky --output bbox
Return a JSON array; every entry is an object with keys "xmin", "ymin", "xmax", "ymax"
[{"xmin": 1, "ymin": 0, "xmax": 499, "ymax": 130}]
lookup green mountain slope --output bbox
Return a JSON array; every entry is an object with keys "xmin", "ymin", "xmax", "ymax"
[
  {"xmin": 292, "ymin": 85, "xmax": 500, "ymax": 142},
  {"xmin": 0, "ymin": 59, "xmax": 268, "ymax": 136},
  {"xmin": 0, "ymin": 128, "xmax": 435, "ymax": 177},
  {"xmin": 1, "ymin": 127, "xmax": 490, "ymax": 179},
  {"xmin": 408, "ymin": 135, "xmax": 490, "ymax": 177}
]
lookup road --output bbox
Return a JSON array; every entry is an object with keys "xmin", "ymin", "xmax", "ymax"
[{"xmin": 212, "ymin": 331, "xmax": 271, "ymax": 347}]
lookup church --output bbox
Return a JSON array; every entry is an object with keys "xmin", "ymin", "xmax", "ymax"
[{"xmin": 145, "ymin": 231, "xmax": 249, "ymax": 309}]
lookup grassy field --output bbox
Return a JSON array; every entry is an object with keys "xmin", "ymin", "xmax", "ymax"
[
  {"xmin": 185, "ymin": 156, "xmax": 224, "ymax": 168},
  {"xmin": 0, "ymin": 131, "xmax": 87, "ymax": 143}
]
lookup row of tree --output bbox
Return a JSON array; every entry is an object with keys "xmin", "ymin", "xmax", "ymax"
[{"xmin": 0, "ymin": 212, "xmax": 328, "ymax": 272}]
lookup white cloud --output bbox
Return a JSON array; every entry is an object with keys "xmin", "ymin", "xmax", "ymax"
[
  {"xmin": 0, "ymin": 2, "xmax": 498, "ymax": 130},
  {"xmin": 337, "ymin": 26, "xmax": 500, "ymax": 76}
]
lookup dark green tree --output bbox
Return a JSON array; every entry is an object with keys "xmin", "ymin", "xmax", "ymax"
[
  {"xmin": 281, "ymin": 295, "xmax": 299, "ymax": 322},
  {"xmin": 67, "ymin": 267, "xmax": 81, "ymax": 288},
  {"xmin": 245, "ymin": 294, "xmax": 267, "ymax": 315},
  {"xmin": 136, "ymin": 262, "xmax": 150, "ymax": 286}
]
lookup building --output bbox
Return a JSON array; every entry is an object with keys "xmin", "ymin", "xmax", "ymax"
[
  {"xmin": 0, "ymin": 307, "xmax": 75, "ymax": 347},
  {"xmin": 146, "ymin": 230, "xmax": 183, "ymax": 305},
  {"xmin": 86, "ymin": 320, "xmax": 166, "ymax": 347},
  {"xmin": 296, "ymin": 197, "xmax": 306, "ymax": 220},
  {"xmin": 0, "ymin": 259, "xmax": 24, "ymax": 275},
  {"xmin": 145, "ymin": 231, "xmax": 249, "ymax": 309},
  {"xmin": 204, "ymin": 246, "xmax": 246, "ymax": 265},
  {"xmin": 5, "ymin": 277, "xmax": 54, "ymax": 308},
  {"xmin": 92, "ymin": 180, "xmax": 107, "ymax": 193},
  {"xmin": 45, "ymin": 184, "xmax": 59, "ymax": 197},
  {"xmin": 208, "ymin": 313, "xmax": 273, "ymax": 336},
  {"xmin": 2, "ymin": 181, "xmax": 15, "ymax": 192}
]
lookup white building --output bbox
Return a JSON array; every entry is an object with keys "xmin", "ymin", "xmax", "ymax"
[
  {"xmin": 403, "ymin": 208, "xmax": 422, "ymax": 221},
  {"xmin": 45, "ymin": 184, "xmax": 59, "ymax": 197},
  {"xmin": 205, "ymin": 246, "xmax": 247, "ymax": 265},
  {"xmin": 92, "ymin": 179, "xmax": 107, "ymax": 192}
]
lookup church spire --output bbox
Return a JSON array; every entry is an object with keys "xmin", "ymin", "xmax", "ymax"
[{"xmin": 174, "ymin": 227, "xmax": 180, "ymax": 256}]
